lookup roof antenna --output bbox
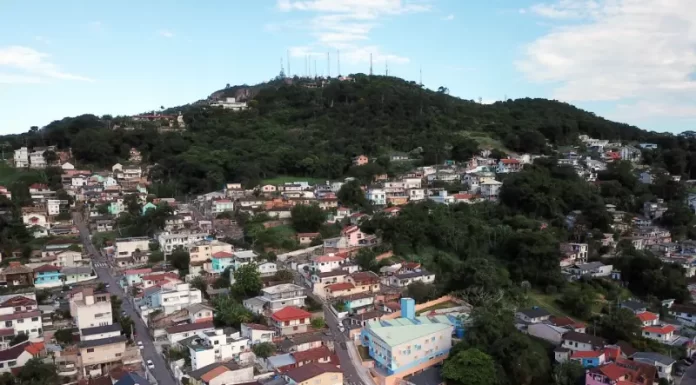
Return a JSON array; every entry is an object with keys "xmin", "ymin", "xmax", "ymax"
[
  {"xmin": 337, "ymin": 50, "xmax": 341, "ymax": 77},
  {"xmin": 369, "ymin": 53, "xmax": 373, "ymax": 76}
]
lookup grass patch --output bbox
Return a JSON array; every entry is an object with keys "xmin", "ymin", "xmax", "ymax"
[
  {"xmin": 417, "ymin": 301, "xmax": 459, "ymax": 315},
  {"xmin": 457, "ymin": 131, "xmax": 509, "ymax": 152},
  {"xmin": 262, "ymin": 175, "xmax": 325, "ymax": 186},
  {"xmin": 527, "ymin": 291, "xmax": 571, "ymax": 318}
]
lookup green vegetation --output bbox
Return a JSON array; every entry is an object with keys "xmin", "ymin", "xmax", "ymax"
[{"xmin": 261, "ymin": 176, "xmax": 324, "ymax": 185}]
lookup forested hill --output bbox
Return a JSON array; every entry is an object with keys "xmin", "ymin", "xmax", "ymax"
[{"xmin": 0, "ymin": 75, "xmax": 681, "ymax": 194}]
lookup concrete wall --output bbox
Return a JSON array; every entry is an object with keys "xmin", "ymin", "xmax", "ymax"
[{"xmin": 381, "ymin": 295, "xmax": 461, "ymax": 320}]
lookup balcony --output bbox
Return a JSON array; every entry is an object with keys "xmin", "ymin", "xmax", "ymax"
[{"xmin": 57, "ymin": 363, "xmax": 78, "ymax": 376}]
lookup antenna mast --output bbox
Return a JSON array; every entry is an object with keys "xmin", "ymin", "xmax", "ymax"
[
  {"xmin": 280, "ymin": 57, "xmax": 285, "ymax": 77},
  {"xmin": 369, "ymin": 53, "xmax": 373, "ymax": 76},
  {"xmin": 287, "ymin": 50, "xmax": 291, "ymax": 77},
  {"xmin": 327, "ymin": 52, "xmax": 331, "ymax": 78},
  {"xmin": 314, "ymin": 59, "xmax": 317, "ymax": 78},
  {"xmin": 337, "ymin": 50, "xmax": 341, "ymax": 76},
  {"xmin": 419, "ymin": 66, "xmax": 423, "ymax": 85},
  {"xmin": 385, "ymin": 60, "xmax": 389, "ymax": 76}
]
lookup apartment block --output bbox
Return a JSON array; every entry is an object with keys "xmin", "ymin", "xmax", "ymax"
[{"xmin": 69, "ymin": 288, "xmax": 112, "ymax": 330}]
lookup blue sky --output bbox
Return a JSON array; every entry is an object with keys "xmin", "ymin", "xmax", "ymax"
[{"xmin": 1, "ymin": 0, "xmax": 695, "ymax": 134}]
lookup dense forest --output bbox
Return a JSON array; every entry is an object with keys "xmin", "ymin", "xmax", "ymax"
[{"xmin": 2, "ymin": 74, "xmax": 689, "ymax": 195}]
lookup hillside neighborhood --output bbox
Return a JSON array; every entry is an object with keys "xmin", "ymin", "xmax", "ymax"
[{"xmin": 1, "ymin": 120, "xmax": 696, "ymax": 385}]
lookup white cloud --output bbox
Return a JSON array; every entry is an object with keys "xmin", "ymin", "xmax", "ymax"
[
  {"xmin": 158, "ymin": 30, "xmax": 175, "ymax": 38},
  {"xmin": 276, "ymin": 0, "xmax": 430, "ymax": 70},
  {"xmin": 517, "ymin": 0, "xmax": 696, "ymax": 122},
  {"xmin": 442, "ymin": 14, "xmax": 454, "ymax": 21},
  {"xmin": 0, "ymin": 46, "xmax": 92, "ymax": 84}
]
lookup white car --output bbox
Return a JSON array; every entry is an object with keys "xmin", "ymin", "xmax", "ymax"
[
  {"xmin": 146, "ymin": 359, "xmax": 154, "ymax": 369},
  {"xmin": 339, "ymin": 325, "xmax": 345, "ymax": 332},
  {"xmin": 137, "ymin": 341, "xmax": 144, "ymax": 349}
]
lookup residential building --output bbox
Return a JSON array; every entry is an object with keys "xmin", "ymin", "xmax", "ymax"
[
  {"xmin": 527, "ymin": 323, "xmax": 567, "ymax": 345},
  {"xmin": 641, "ymin": 324, "xmax": 676, "ymax": 343},
  {"xmin": 114, "ymin": 237, "xmax": 150, "ymax": 258},
  {"xmin": 142, "ymin": 282, "xmax": 203, "ymax": 316},
  {"xmin": 243, "ymin": 284, "xmax": 306, "ymax": 315},
  {"xmin": 480, "ymin": 180, "xmax": 503, "ymax": 200},
  {"xmin": 240, "ymin": 323, "xmax": 275, "ymax": 345},
  {"xmin": 69, "ymin": 288, "xmax": 112, "ymax": 330},
  {"xmin": 0, "ymin": 296, "xmax": 42, "ymax": 339},
  {"xmin": 1, "ymin": 262, "xmax": 34, "ymax": 287},
  {"xmin": 33, "ymin": 264, "xmax": 63, "ymax": 288},
  {"xmin": 187, "ymin": 361, "xmax": 255, "ymax": 385},
  {"xmin": 297, "ymin": 233, "xmax": 320, "ymax": 245},
  {"xmin": 179, "ymin": 328, "xmax": 251, "ymax": 370},
  {"xmin": 636, "ymin": 311, "xmax": 659, "ymax": 327},
  {"xmin": 257, "ymin": 261, "xmax": 278, "ymax": 277},
  {"xmin": 516, "ymin": 307, "xmax": 552, "ymax": 324},
  {"xmin": 210, "ymin": 97, "xmax": 249, "ymax": 110},
  {"xmin": 360, "ymin": 298, "xmax": 460, "ymax": 383},
  {"xmin": 158, "ymin": 231, "xmax": 208, "ymax": 255},
  {"xmin": 78, "ymin": 335, "xmax": 128, "ymax": 377},
  {"xmin": 347, "ymin": 271, "xmax": 381, "ymax": 293},
  {"xmin": 311, "ymin": 255, "xmax": 345, "ymax": 273},
  {"xmin": 496, "ymin": 158, "xmax": 522, "ymax": 173},
  {"xmin": 585, "ymin": 358, "xmax": 656, "ymax": 385},
  {"xmin": 559, "ymin": 243, "xmax": 588, "ymax": 267},
  {"xmin": 270, "ymin": 306, "xmax": 312, "ymax": 336},
  {"xmin": 565, "ymin": 262, "xmax": 613, "ymax": 279},
  {"xmin": 207, "ymin": 251, "xmax": 235, "ymax": 275},
  {"xmin": 13, "ymin": 147, "xmax": 29, "ymax": 168},
  {"xmin": 383, "ymin": 270, "xmax": 436, "ymax": 288},
  {"xmin": 353, "ymin": 155, "xmax": 369, "ymax": 166},
  {"xmin": 338, "ymin": 292, "xmax": 375, "ymax": 314},
  {"xmin": 0, "ymin": 341, "xmax": 39, "ymax": 373},
  {"xmin": 166, "ymin": 321, "xmax": 216, "ymax": 344},
  {"xmin": 561, "ymin": 331, "xmax": 606, "ymax": 352},
  {"xmin": 212, "ymin": 199, "xmax": 234, "ymax": 214},
  {"xmin": 570, "ymin": 350, "xmax": 606, "ymax": 368},
  {"xmin": 80, "ymin": 323, "xmax": 122, "ymax": 341},
  {"xmin": 632, "ymin": 352, "xmax": 675, "ymax": 381},
  {"xmin": 283, "ymin": 363, "xmax": 342, "ymax": 385}
]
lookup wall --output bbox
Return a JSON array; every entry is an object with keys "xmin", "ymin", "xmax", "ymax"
[
  {"xmin": 277, "ymin": 245, "xmax": 323, "ymax": 262},
  {"xmin": 381, "ymin": 296, "xmax": 460, "ymax": 320},
  {"xmin": 80, "ymin": 342, "xmax": 126, "ymax": 366}
]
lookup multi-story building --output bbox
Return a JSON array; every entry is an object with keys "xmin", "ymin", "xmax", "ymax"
[
  {"xmin": 187, "ymin": 361, "xmax": 255, "ymax": 385},
  {"xmin": 13, "ymin": 147, "xmax": 29, "ymax": 168},
  {"xmin": 212, "ymin": 198, "xmax": 235, "ymax": 214},
  {"xmin": 360, "ymin": 298, "xmax": 460, "ymax": 385},
  {"xmin": 189, "ymin": 240, "xmax": 233, "ymax": 273},
  {"xmin": 311, "ymin": 255, "xmax": 345, "ymax": 274},
  {"xmin": 1, "ymin": 262, "xmax": 34, "ymax": 287},
  {"xmin": 0, "ymin": 295, "xmax": 42, "ymax": 340},
  {"xmin": 142, "ymin": 282, "xmax": 202, "ymax": 316},
  {"xmin": 69, "ymin": 288, "xmax": 112, "ymax": 330},
  {"xmin": 166, "ymin": 321, "xmax": 216, "ymax": 345},
  {"xmin": 382, "ymin": 269, "xmax": 436, "ymax": 288},
  {"xmin": 366, "ymin": 188, "xmax": 386, "ymax": 206},
  {"xmin": 157, "ymin": 231, "xmax": 208, "ymax": 255},
  {"xmin": 78, "ymin": 335, "xmax": 129, "ymax": 377},
  {"xmin": 33, "ymin": 264, "xmax": 63, "ymax": 288},
  {"xmin": 240, "ymin": 323, "xmax": 275, "ymax": 345},
  {"xmin": 114, "ymin": 237, "xmax": 150, "ymax": 258},
  {"xmin": 28, "ymin": 148, "xmax": 48, "ymax": 169},
  {"xmin": 559, "ymin": 243, "xmax": 588, "ymax": 267},
  {"xmin": 270, "ymin": 306, "xmax": 312, "ymax": 336},
  {"xmin": 179, "ymin": 328, "xmax": 251, "ymax": 370},
  {"xmin": 243, "ymin": 284, "xmax": 306, "ymax": 315}
]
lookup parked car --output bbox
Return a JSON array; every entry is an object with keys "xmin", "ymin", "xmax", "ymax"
[
  {"xmin": 686, "ymin": 357, "xmax": 695, "ymax": 365},
  {"xmin": 137, "ymin": 341, "xmax": 144, "ymax": 349},
  {"xmin": 146, "ymin": 360, "xmax": 154, "ymax": 369}
]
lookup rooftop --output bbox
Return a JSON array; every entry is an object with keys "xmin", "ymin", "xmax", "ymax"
[
  {"xmin": 81, "ymin": 323, "xmax": 122, "ymax": 336},
  {"xmin": 78, "ymin": 335, "xmax": 127, "ymax": 349},
  {"xmin": 272, "ymin": 306, "xmax": 311, "ymax": 322},
  {"xmin": 166, "ymin": 321, "xmax": 215, "ymax": 334},
  {"xmin": 284, "ymin": 363, "xmax": 341, "ymax": 383},
  {"xmin": 368, "ymin": 321, "xmax": 452, "ymax": 347}
]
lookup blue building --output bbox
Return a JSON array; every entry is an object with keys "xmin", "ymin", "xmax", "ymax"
[
  {"xmin": 360, "ymin": 298, "xmax": 465, "ymax": 379},
  {"xmin": 34, "ymin": 264, "xmax": 63, "ymax": 287}
]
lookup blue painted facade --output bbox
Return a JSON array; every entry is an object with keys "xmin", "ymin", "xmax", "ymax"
[
  {"xmin": 35, "ymin": 270, "xmax": 63, "ymax": 285},
  {"xmin": 211, "ymin": 256, "xmax": 234, "ymax": 273},
  {"xmin": 572, "ymin": 356, "xmax": 602, "ymax": 368}
]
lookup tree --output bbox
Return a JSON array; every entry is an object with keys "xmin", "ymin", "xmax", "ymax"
[
  {"xmin": 355, "ymin": 248, "xmax": 378, "ymax": 272},
  {"xmin": 120, "ymin": 316, "xmax": 135, "ymax": 339},
  {"xmin": 170, "ymin": 248, "xmax": 190, "ymax": 272},
  {"xmin": 54, "ymin": 329, "xmax": 74, "ymax": 345},
  {"xmin": 558, "ymin": 284, "xmax": 597, "ymax": 320},
  {"xmin": 212, "ymin": 295, "xmax": 253, "ymax": 328},
  {"xmin": 96, "ymin": 203, "xmax": 109, "ymax": 215},
  {"xmin": 190, "ymin": 275, "xmax": 208, "ymax": 294},
  {"xmin": 406, "ymin": 281, "xmax": 437, "ymax": 303},
  {"xmin": 273, "ymin": 269, "xmax": 294, "ymax": 282},
  {"xmin": 231, "ymin": 263, "xmax": 262, "ymax": 299},
  {"xmin": 148, "ymin": 251, "xmax": 164, "ymax": 263},
  {"xmin": 252, "ymin": 342, "xmax": 277, "ymax": 358},
  {"xmin": 311, "ymin": 317, "xmax": 326, "ymax": 329},
  {"xmin": 552, "ymin": 361, "xmax": 585, "ymax": 385},
  {"xmin": 490, "ymin": 333, "xmax": 550, "ymax": 385},
  {"xmin": 10, "ymin": 333, "xmax": 28, "ymax": 345},
  {"xmin": 290, "ymin": 204, "xmax": 327, "ymax": 233},
  {"xmin": 14, "ymin": 358, "xmax": 60, "ymax": 385},
  {"xmin": 338, "ymin": 180, "xmax": 369, "ymax": 208},
  {"xmin": 598, "ymin": 308, "xmax": 642, "ymax": 343},
  {"xmin": 442, "ymin": 348, "xmax": 498, "ymax": 385}
]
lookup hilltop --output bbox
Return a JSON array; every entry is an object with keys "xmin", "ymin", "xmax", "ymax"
[{"xmin": 0, "ymin": 75, "xmax": 671, "ymax": 194}]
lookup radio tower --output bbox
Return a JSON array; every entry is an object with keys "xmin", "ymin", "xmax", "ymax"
[
  {"xmin": 287, "ymin": 50, "xmax": 291, "ymax": 77},
  {"xmin": 280, "ymin": 57, "xmax": 285, "ymax": 78},
  {"xmin": 419, "ymin": 66, "xmax": 423, "ymax": 85},
  {"xmin": 369, "ymin": 53, "xmax": 373, "ymax": 76},
  {"xmin": 327, "ymin": 52, "xmax": 331, "ymax": 78},
  {"xmin": 385, "ymin": 60, "xmax": 389, "ymax": 76}
]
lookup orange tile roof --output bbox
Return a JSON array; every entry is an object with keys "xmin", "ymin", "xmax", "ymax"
[
  {"xmin": 326, "ymin": 282, "xmax": 355, "ymax": 292},
  {"xmin": 599, "ymin": 363, "xmax": 628, "ymax": 381},
  {"xmin": 212, "ymin": 251, "xmax": 234, "ymax": 259},
  {"xmin": 636, "ymin": 312, "xmax": 658, "ymax": 322},
  {"xmin": 272, "ymin": 306, "xmax": 312, "ymax": 322},
  {"xmin": 642, "ymin": 325, "xmax": 675, "ymax": 334},
  {"xmin": 571, "ymin": 350, "xmax": 603, "ymax": 358},
  {"xmin": 313, "ymin": 255, "xmax": 344, "ymax": 263},
  {"xmin": 25, "ymin": 342, "xmax": 44, "ymax": 356},
  {"xmin": 200, "ymin": 365, "xmax": 230, "ymax": 383}
]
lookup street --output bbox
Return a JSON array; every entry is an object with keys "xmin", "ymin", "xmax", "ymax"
[{"xmin": 73, "ymin": 212, "xmax": 176, "ymax": 385}]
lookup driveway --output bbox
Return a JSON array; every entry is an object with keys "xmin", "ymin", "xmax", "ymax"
[{"xmin": 73, "ymin": 212, "xmax": 177, "ymax": 385}]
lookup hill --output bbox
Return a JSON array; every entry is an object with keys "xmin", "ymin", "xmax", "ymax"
[{"xmin": 0, "ymin": 74, "xmax": 683, "ymax": 194}]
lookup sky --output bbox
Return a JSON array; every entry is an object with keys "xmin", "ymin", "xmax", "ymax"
[{"xmin": 1, "ymin": 0, "xmax": 696, "ymax": 134}]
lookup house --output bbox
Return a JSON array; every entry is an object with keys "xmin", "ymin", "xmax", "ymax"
[
  {"xmin": 324, "ymin": 282, "xmax": 355, "ymax": 298},
  {"xmin": 565, "ymin": 262, "xmax": 613, "ymax": 279},
  {"xmin": 0, "ymin": 341, "xmax": 35, "ymax": 373},
  {"xmin": 585, "ymin": 358, "xmax": 656, "ymax": 385},
  {"xmin": 212, "ymin": 199, "xmax": 234, "ymax": 214},
  {"xmin": 384, "ymin": 270, "xmax": 436, "ymax": 288},
  {"xmin": 80, "ymin": 323, "xmax": 122, "ymax": 341},
  {"xmin": 270, "ymin": 306, "xmax": 312, "ymax": 336},
  {"xmin": 283, "ymin": 363, "xmax": 342, "ymax": 385},
  {"xmin": 561, "ymin": 331, "xmax": 606, "ymax": 352},
  {"xmin": 337, "ymin": 293, "xmax": 375, "ymax": 314},
  {"xmin": 352, "ymin": 155, "xmax": 369, "ymax": 166},
  {"xmin": 165, "ymin": 321, "xmax": 216, "ymax": 344},
  {"xmin": 570, "ymin": 350, "xmax": 606, "ymax": 368},
  {"xmin": 347, "ymin": 271, "xmax": 381, "ymax": 293},
  {"xmin": 641, "ymin": 324, "xmax": 676, "ymax": 343},
  {"xmin": 77, "ymin": 335, "xmax": 128, "ymax": 377},
  {"xmin": 636, "ymin": 311, "xmax": 659, "ymax": 327},
  {"xmin": 480, "ymin": 180, "xmax": 503, "ymax": 200},
  {"xmin": 668, "ymin": 303, "xmax": 696, "ymax": 324},
  {"xmin": 187, "ymin": 361, "xmax": 255, "ymax": 385},
  {"xmin": 240, "ymin": 323, "xmax": 275, "ymax": 345},
  {"xmin": 243, "ymin": 284, "xmax": 306, "ymax": 315},
  {"xmin": 516, "ymin": 307, "xmax": 551, "ymax": 324},
  {"xmin": 114, "ymin": 237, "xmax": 150, "ymax": 259},
  {"xmin": 33, "ymin": 264, "xmax": 63, "ymax": 287},
  {"xmin": 548, "ymin": 316, "xmax": 586, "ymax": 333},
  {"xmin": 297, "ymin": 233, "xmax": 319, "ymax": 245},
  {"xmin": 527, "ymin": 323, "xmax": 567, "ymax": 345},
  {"xmin": 311, "ymin": 255, "xmax": 345, "ymax": 273},
  {"xmin": 496, "ymin": 158, "xmax": 522, "ymax": 173},
  {"xmin": 559, "ymin": 243, "xmax": 588, "ymax": 267},
  {"xmin": 179, "ymin": 328, "xmax": 251, "ymax": 371},
  {"xmin": 1, "ymin": 262, "xmax": 34, "ymax": 287},
  {"xmin": 632, "ymin": 351, "xmax": 675, "ymax": 381},
  {"xmin": 22, "ymin": 212, "xmax": 47, "ymax": 228},
  {"xmin": 366, "ymin": 187, "xmax": 386, "ymax": 206},
  {"xmin": 620, "ymin": 300, "xmax": 647, "ymax": 314},
  {"xmin": 291, "ymin": 345, "xmax": 333, "ymax": 367},
  {"xmin": 256, "ymin": 262, "xmax": 277, "ymax": 278},
  {"xmin": 0, "ymin": 295, "xmax": 42, "ymax": 339},
  {"xmin": 69, "ymin": 287, "xmax": 113, "ymax": 330}
]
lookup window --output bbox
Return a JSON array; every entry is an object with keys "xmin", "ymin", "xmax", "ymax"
[
  {"xmin": 293, "ymin": 326, "xmax": 299, "ymax": 331},
  {"xmin": 87, "ymin": 348, "xmax": 94, "ymax": 353},
  {"xmin": 14, "ymin": 307, "xmax": 20, "ymax": 311},
  {"xmin": 115, "ymin": 353, "xmax": 122, "ymax": 357},
  {"xmin": 8, "ymin": 361, "xmax": 16, "ymax": 367},
  {"xmin": 0, "ymin": 363, "xmax": 4, "ymax": 368},
  {"xmin": 214, "ymin": 341, "xmax": 219, "ymax": 345},
  {"xmin": 4, "ymin": 321, "xmax": 11, "ymax": 327},
  {"xmin": 17, "ymin": 319, "xmax": 23, "ymax": 324},
  {"xmin": 31, "ymin": 317, "xmax": 38, "ymax": 322}
]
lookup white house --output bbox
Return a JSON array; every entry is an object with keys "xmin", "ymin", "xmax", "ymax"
[
  {"xmin": 632, "ymin": 352, "xmax": 675, "ymax": 381},
  {"xmin": 642, "ymin": 325, "xmax": 676, "ymax": 343},
  {"xmin": 240, "ymin": 323, "xmax": 276, "ymax": 345},
  {"xmin": 516, "ymin": 307, "xmax": 551, "ymax": 324},
  {"xmin": 311, "ymin": 255, "xmax": 344, "ymax": 273},
  {"xmin": 561, "ymin": 331, "xmax": 606, "ymax": 352},
  {"xmin": 366, "ymin": 188, "xmax": 386, "ymax": 206}
]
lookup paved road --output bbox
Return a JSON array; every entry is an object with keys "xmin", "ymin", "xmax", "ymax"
[
  {"xmin": 73, "ymin": 212, "xmax": 176, "ymax": 385},
  {"xmin": 681, "ymin": 362, "xmax": 696, "ymax": 385}
]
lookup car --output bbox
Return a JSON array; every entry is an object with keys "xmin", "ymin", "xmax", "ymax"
[
  {"xmin": 676, "ymin": 367, "xmax": 686, "ymax": 376},
  {"xmin": 137, "ymin": 341, "xmax": 144, "ymax": 349},
  {"xmin": 146, "ymin": 360, "xmax": 154, "ymax": 369},
  {"xmin": 339, "ymin": 325, "xmax": 345, "ymax": 332},
  {"xmin": 122, "ymin": 311, "xmax": 127, "ymax": 316},
  {"xmin": 686, "ymin": 357, "xmax": 695, "ymax": 365},
  {"xmin": 105, "ymin": 284, "xmax": 110, "ymax": 288}
]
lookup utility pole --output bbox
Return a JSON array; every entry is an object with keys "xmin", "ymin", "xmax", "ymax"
[
  {"xmin": 369, "ymin": 53, "xmax": 373, "ymax": 76},
  {"xmin": 327, "ymin": 52, "xmax": 331, "ymax": 78},
  {"xmin": 337, "ymin": 50, "xmax": 341, "ymax": 76}
]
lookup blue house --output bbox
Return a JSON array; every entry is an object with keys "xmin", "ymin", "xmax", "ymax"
[
  {"xmin": 141, "ymin": 202, "xmax": 157, "ymax": 215},
  {"xmin": 34, "ymin": 264, "xmax": 63, "ymax": 287},
  {"xmin": 570, "ymin": 350, "xmax": 605, "ymax": 368}
]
